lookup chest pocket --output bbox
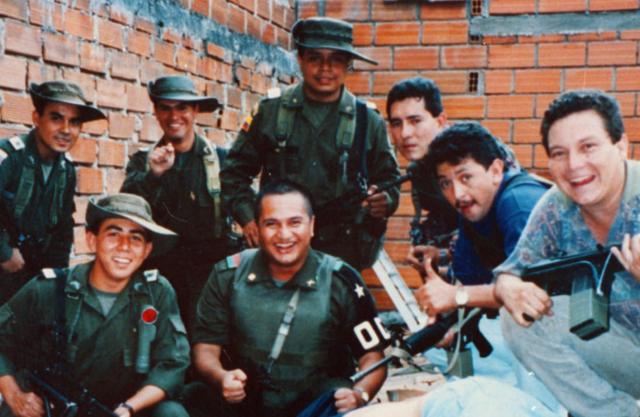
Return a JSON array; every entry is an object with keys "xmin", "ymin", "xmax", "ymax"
[{"xmin": 264, "ymin": 141, "xmax": 300, "ymax": 180}]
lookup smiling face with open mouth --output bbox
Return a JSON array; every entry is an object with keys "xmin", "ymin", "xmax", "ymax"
[
  {"xmin": 548, "ymin": 110, "xmax": 627, "ymax": 213},
  {"xmin": 154, "ymin": 99, "xmax": 199, "ymax": 147},
  {"xmin": 297, "ymin": 48, "xmax": 351, "ymax": 103}
]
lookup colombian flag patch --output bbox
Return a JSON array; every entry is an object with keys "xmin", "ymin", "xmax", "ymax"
[{"xmin": 241, "ymin": 115, "xmax": 253, "ymax": 132}]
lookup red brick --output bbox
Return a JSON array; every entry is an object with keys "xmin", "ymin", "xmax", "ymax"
[
  {"xmin": 185, "ymin": 35, "xmax": 203, "ymax": 52},
  {"xmin": 376, "ymin": 23, "xmax": 421, "ymax": 46},
  {"xmin": 513, "ymin": 120, "xmax": 542, "ymax": 143},
  {"xmin": 483, "ymin": 35, "xmax": 517, "ymax": 45},
  {"xmin": 192, "ymin": 0, "xmax": 210, "ymax": 16},
  {"xmin": 481, "ymin": 120, "xmax": 511, "ymax": 142},
  {"xmin": 257, "ymin": 0, "xmax": 270, "ymax": 19},
  {"xmin": 246, "ymin": 13, "xmax": 261, "ymax": 40},
  {"xmin": 68, "ymin": 137, "xmax": 97, "ymax": 164},
  {"xmin": 420, "ymin": 71, "xmax": 468, "ymax": 94},
  {"xmin": 565, "ymin": 68, "xmax": 614, "ymax": 91},
  {"xmin": 251, "ymin": 73, "xmax": 269, "ymax": 95},
  {"xmin": 72, "ymin": 196, "xmax": 90, "ymax": 225},
  {"xmin": 196, "ymin": 110, "xmax": 217, "ymax": 127},
  {"xmin": 626, "ymin": 118, "xmax": 640, "ymax": 142},
  {"xmin": 533, "ymin": 145, "xmax": 549, "ymax": 169},
  {"xmin": 385, "ymin": 216, "xmax": 411, "ymax": 240},
  {"xmin": 423, "ymin": 21, "xmax": 468, "ymax": 45},
  {"xmin": 152, "ymin": 40, "xmax": 173, "ymax": 66},
  {"xmin": 325, "ymin": 0, "xmax": 369, "ymax": 21},
  {"xmin": 107, "ymin": 113, "xmax": 135, "ymax": 139},
  {"xmin": 210, "ymin": 0, "xmax": 229, "ymax": 25},
  {"xmin": 44, "ymin": 34, "xmax": 79, "ymax": 67},
  {"xmin": 228, "ymin": 6, "xmax": 245, "ymax": 33},
  {"xmin": 177, "ymin": 47, "xmax": 197, "ymax": 74},
  {"xmin": 514, "ymin": 69, "xmax": 562, "ymax": 93},
  {"xmin": 126, "ymin": 84, "xmax": 152, "ymax": 113},
  {"xmin": 28, "ymin": 62, "xmax": 61, "ymax": 88},
  {"xmin": 109, "ymin": 6, "xmax": 133, "ymax": 25},
  {"xmin": 442, "ymin": 96, "xmax": 486, "ymax": 119},
  {"xmin": 353, "ymin": 23, "xmax": 373, "ymax": 46},
  {"xmin": 5, "ymin": 21, "xmax": 42, "ymax": 58},
  {"xmin": 207, "ymin": 130, "xmax": 228, "ymax": 148},
  {"xmin": 140, "ymin": 117, "xmax": 163, "ymax": 142},
  {"xmin": 223, "ymin": 87, "xmax": 239, "ymax": 110},
  {"xmin": 0, "ymin": 56, "xmax": 27, "ymax": 91},
  {"xmin": 240, "ymin": 57, "xmax": 255, "ymax": 71},
  {"xmin": 76, "ymin": 167, "xmax": 104, "ymax": 194},
  {"xmin": 50, "ymin": 3, "xmax": 64, "ymax": 32},
  {"xmin": 29, "ymin": 0, "xmax": 45, "ymax": 26},
  {"xmin": 538, "ymin": 43, "xmax": 586, "ymax": 67},
  {"xmin": 588, "ymin": 42, "xmax": 637, "ymax": 67},
  {"xmin": 0, "ymin": 0, "xmax": 28, "ymax": 21},
  {"xmin": 136, "ymin": 17, "xmax": 155, "ymax": 35},
  {"xmin": 82, "ymin": 117, "xmax": 107, "ymax": 136},
  {"xmin": 262, "ymin": 22, "xmax": 275, "ymax": 45},
  {"xmin": 538, "ymin": 0, "xmax": 586, "ymax": 13},
  {"xmin": 345, "ymin": 72, "xmax": 370, "ymax": 95},
  {"xmin": 488, "ymin": 44, "xmax": 535, "ymax": 69},
  {"xmin": 162, "ymin": 28, "xmax": 182, "ymax": 45},
  {"xmin": 275, "ymin": 27, "xmax": 290, "ymax": 51},
  {"xmin": 96, "ymin": 79, "xmax": 126, "ymax": 110},
  {"xmin": 127, "ymin": 30, "xmax": 151, "ymax": 58},
  {"xmin": 420, "ymin": 2, "xmax": 467, "ymax": 20},
  {"xmin": 230, "ymin": 0, "xmax": 254, "ymax": 12},
  {"xmin": 590, "ymin": 0, "xmax": 638, "ymax": 11},
  {"xmin": 485, "ymin": 70, "xmax": 512, "ymax": 94},
  {"xmin": 98, "ymin": 140, "xmax": 126, "ymax": 167},
  {"xmin": 371, "ymin": 0, "xmax": 417, "ymax": 21},
  {"xmin": 489, "ymin": 0, "xmax": 535, "ymax": 14},
  {"xmin": 568, "ymin": 32, "xmax": 615, "ymax": 42},
  {"xmin": 74, "ymin": 0, "xmax": 90, "ymax": 12},
  {"xmin": 98, "ymin": 19, "xmax": 124, "ymax": 49},
  {"xmin": 65, "ymin": 9, "xmax": 94, "ymax": 40},
  {"xmin": 0, "ymin": 126, "xmax": 29, "ymax": 138},
  {"xmin": 441, "ymin": 46, "xmax": 487, "ymax": 69},
  {"xmin": 217, "ymin": 62, "xmax": 233, "ymax": 84},
  {"xmin": 197, "ymin": 57, "xmax": 216, "ymax": 80},
  {"xmin": 206, "ymin": 43, "xmax": 227, "ymax": 62},
  {"xmin": 519, "ymin": 34, "xmax": 565, "ymax": 43},
  {"xmin": 80, "ymin": 43, "xmax": 107, "ymax": 74},
  {"xmin": 393, "ymin": 47, "xmax": 438, "ymax": 70},
  {"xmin": 372, "ymin": 72, "xmax": 419, "ymax": 95},
  {"xmin": 74, "ymin": 227, "xmax": 92, "ymax": 255},
  {"xmin": 140, "ymin": 60, "xmax": 168, "ymax": 85},
  {"xmin": 1, "ymin": 92, "xmax": 33, "ymax": 125},
  {"xmin": 612, "ymin": 93, "xmax": 635, "ymax": 117},
  {"xmin": 354, "ymin": 47, "xmax": 392, "ymax": 71},
  {"xmin": 621, "ymin": 30, "xmax": 640, "ymax": 40},
  {"xmin": 487, "ymin": 95, "xmax": 534, "ymax": 119},
  {"xmin": 220, "ymin": 108, "xmax": 239, "ymax": 131},
  {"xmin": 106, "ymin": 169, "xmax": 126, "ymax": 194},
  {"xmin": 512, "ymin": 144, "xmax": 534, "ymax": 168},
  {"xmin": 382, "ymin": 240, "xmax": 411, "ymax": 265},
  {"xmin": 244, "ymin": 93, "xmax": 261, "ymax": 114},
  {"xmin": 615, "ymin": 67, "xmax": 640, "ymax": 92},
  {"xmin": 236, "ymin": 66, "xmax": 252, "ymax": 89},
  {"xmin": 535, "ymin": 94, "xmax": 560, "ymax": 118}
]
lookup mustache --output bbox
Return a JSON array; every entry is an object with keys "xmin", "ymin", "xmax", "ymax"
[
  {"xmin": 54, "ymin": 134, "xmax": 73, "ymax": 141},
  {"xmin": 455, "ymin": 199, "xmax": 475, "ymax": 210}
]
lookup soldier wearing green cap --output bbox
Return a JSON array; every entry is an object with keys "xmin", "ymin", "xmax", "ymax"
[
  {"xmin": 0, "ymin": 193, "xmax": 190, "ymax": 417},
  {"xmin": 0, "ymin": 81, "xmax": 107, "ymax": 306},
  {"xmin": 220, "ymin": 17, "xmax": 401, "ymax": 272},
  {"xmin": 121, "ymin": 75, "xmax": 237, "ymax": 333}
]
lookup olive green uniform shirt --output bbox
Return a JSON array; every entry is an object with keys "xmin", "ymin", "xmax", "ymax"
[{"xmin": 0, "ymin": 262, "xmax": 190, "ymax": 406}]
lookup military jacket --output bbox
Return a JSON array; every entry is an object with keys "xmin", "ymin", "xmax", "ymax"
[
  {"xmin": 121, "ymin": 134, "xmax": 230, "ymax": 246},
  {"xmin": 193, "ymin": 248, "xmax": 386, "ymax": 411},
  {"xmin": 220, "ymin": 84, "xmax": 401, "ymax": 227},
  {"xmin": 0, "ymin": 262, "xmax": 190, "ymax": 406},
  {"xmin": 0, "ymin": 130, "xmax": 76, "ymax": 266}
]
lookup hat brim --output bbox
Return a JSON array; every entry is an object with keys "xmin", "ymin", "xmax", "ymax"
[
  {"xmin": 148, "ymin": 90, "xmax": 221, "ymax": 113},
  {"xmin": 87, "ymin": 201, "xmax": 178, "ymax": 257},
  {"xmin": 29, "ymin": 84, "xmax": 107, "ymax": 122},
  {"xmin": 294, "ymin": 40, "xmax": 378, "ymax": 65}
]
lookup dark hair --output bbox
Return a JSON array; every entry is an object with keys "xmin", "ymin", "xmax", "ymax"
[
  {"xmin": 254, "ymin": 179, "xmax": 315, "ymax": 223},
  {"xmin": 386, "ymin": 77, "xmax": 443, "ymax": 120},
  {"xmin": 541, "ymin": 89, "xmax": 624, "ymax": 155},
  {"xmin": 426, "ymin": 122, "xmax": 505, "ymax": 173}
]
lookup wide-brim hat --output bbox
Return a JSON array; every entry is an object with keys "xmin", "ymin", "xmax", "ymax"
[
  {"xmin": 29, "ymin": 81, "xmax": 106, "ymax": 122},
  {"xmin": 148, "ymin": 76, "xmax": 221, "ymax": 113},
  {"xmin": 292, "ymin": 17, "xmax": 378, "ymax": 65},
  {"xmin": 86, "ymin": 193, "xmax": 178, "ymax": 257}
]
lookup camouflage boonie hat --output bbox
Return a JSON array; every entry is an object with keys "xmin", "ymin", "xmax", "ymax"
[
  {"xmin": 29, "ymin": 81, "xmax": 106, "ymax": 122},
  {"xmin": 292, "ymin": 17, "xmax": 377, "ymax": 65},
  {"xmin": 148, "ymin": 75, "xmax": 221, "ymax": 113}
]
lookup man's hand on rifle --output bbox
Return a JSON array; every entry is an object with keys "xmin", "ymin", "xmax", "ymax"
[
  {"xmin": 148, "ymin": 143, "xmax": 176, "ymax": 177},
  {"xmin": 221, "ymin": 369, "xmax": 247, "ymax": 404},
  {"xmin": 407, "ymin": 245, "xmax": 442, "ymax": 272},
  {"xmin": 242, "ymin": 220, "xmax": 260, "ymax": 248},
  {"xmin": 494, "ymin": 273, "xmax": 553, "ymax": 328},
  {"xmin": 364, "ymin": 186, "xmax": 389, "ymax": 219},
  {"xmin": 415, "ymin": 258, "xmax": 457, "ymax": 321},
  {"xmin": 1, "ymin": 248, "xmax": 25, "ymax": 274},
  {"xmin": 611, "ymin": 233, "xmax": 640, "ymax": 284}
]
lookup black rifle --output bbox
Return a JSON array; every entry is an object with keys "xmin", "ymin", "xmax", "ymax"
[
  {"xmin": 26, "ymin": 368, "xmax": 117, "ymax": 417},
  {"xmin": 521, "ymin": 245, "xmax": 624, "ymax": 340}
]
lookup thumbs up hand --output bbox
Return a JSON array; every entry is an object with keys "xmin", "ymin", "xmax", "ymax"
[{"xmin": 415, "ymin": 258, "xmax": 457, "ymax": 319}]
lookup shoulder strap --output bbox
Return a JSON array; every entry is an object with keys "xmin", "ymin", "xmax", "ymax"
[
  {"xmin": 354, "ymin": 99, "xmax": 369, "ymax": 186},
  {"xmin": 274, "ymin": 86, "xmax": 297, "ymax": 179},
  {"xmin": 12, "ymin": 135, "xmax": 35, "ymax": 221},
  {"xmin": 202, "ymin": 138, "xmax": 223, "ymax": 238},
  {"xmin": 45, "ymin": 268, "xmax": 70, "ymax": 372}
]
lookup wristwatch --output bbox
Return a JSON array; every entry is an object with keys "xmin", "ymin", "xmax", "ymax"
[
  {"xmin": 118, "ymin": 403, "xmax": 135, "ymax": 416},
  {"xmin": 455, "ymin": 287, "xmax": 469, "ymax": 306},
  {"xmin": 353, "ymin": 386, "xmax": 370, "ymax": 404}
]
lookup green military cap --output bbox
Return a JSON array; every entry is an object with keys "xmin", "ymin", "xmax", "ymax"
[
  {"xmin": 292, "ymin": 17, "xmax": 377, "ymax": 65},
  {"xmin": 29, "ymin": 81, "xmax": 106, "ymax": 122},
  {"xmin": 148, "ymin": 75, "xmax": 221, "ymax": 113},
  {"xmin": 86, "ymin": 193, "xmax": 178, "ymax": 257}
]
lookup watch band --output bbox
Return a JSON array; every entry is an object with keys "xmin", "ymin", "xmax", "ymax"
[
  {"xmin": 118, "ymin": 403, "xmax": 135, "ymax": 416},
  {"xmin": 353, "ymin": 386, "xmax": 370, "ymax": 404}
]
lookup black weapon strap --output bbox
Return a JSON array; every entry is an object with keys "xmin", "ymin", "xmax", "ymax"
[
  {"xmin": 51, "ymin": 268, "xmax": 69, "ymax": 373},
  {"xmin": 354, "ymin": 100, "xmax": 369, "ymax": 189}
]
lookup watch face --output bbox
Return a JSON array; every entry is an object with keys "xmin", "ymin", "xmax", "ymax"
[
  {"xmin": 455, "ymin": 289, "xmax": 469, "ymax": 306},
  {"xmin": 361, "ymin": 391, "xmax": 370, "ymax": 403}
]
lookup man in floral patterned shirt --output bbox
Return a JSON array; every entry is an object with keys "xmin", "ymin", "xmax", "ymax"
[{"xmin": 495, "ymin": 90, "xmax": 640, "ymax": 417}]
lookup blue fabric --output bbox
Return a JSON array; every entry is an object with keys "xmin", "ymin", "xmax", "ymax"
[
  {"xmin": 296, "ymin": 390, "xmax": 346, "ymax": 417},
  {"xmin": 450, "ymin": 171, "xmax": 548, "ymax": 285}
]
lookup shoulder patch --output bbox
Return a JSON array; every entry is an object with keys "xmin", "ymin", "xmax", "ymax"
[
  {"xmin": 216, "ymin": 254, "xmax": 241, "ymax": 273},
  {"xmin": 242, "ymin": 115, "xmax": 253, "ymax": 132},
  {"xmin": 64, "ymin": 152, "xmax": 73, "ymax": 163},
  {"xmin": 267, "ymin": 88, "xmax": 282, "ymax": 99},
  {"xmin": 42, "ymin": 268, "xmax": 57, "ymax": 279},
  {"xmin": 365, "ymin": 101, "xmax": 381, "ymax": 114},
  {"xmin": 8, "ymin": 136, "xmax": 25, "ymax": 151},
  {"xmin": 143, "ymin": 269, "xmax": 158, "ymax": 282},
  {"xmin": 0, "ymin": 149, "xmax": 7, "ymax": 164}
]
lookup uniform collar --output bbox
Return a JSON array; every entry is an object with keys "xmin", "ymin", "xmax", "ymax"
[
  {"xmin": 64, "ymin": 261, "xmax": 149, "ymax": 298},
  {"xmin": 24, "ymin": 129, "xmax": 69, "ymax": 168},
  {"xmin": 246, "ymin": 249, "xmax": 322, "ymax": 291},
  {"xmin": 285, "ymin": 84, "xmax": 356, "ymax": 118}
]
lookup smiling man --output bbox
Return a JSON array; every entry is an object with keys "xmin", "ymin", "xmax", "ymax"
[
  {"xmin": 495, "ymin": 90, "xmax": 640, "ymax": 417},
  {"xmin": 0, "ymin": 81, "xmax": 106, "ymax": 306},
  {"xmin": 188, "ymin": 180, "xmax": 388, "ymax": 417},
  {"xmin": 0, "ymin": 193, "xmax": 190, "ymax": 417},
  {"xmin": 122, "ymin": 75, "xmax": 236, "ymax": 332},
  {"xmin": 221, "ymin": 17, "xmax": 400, "ymax": 272}
]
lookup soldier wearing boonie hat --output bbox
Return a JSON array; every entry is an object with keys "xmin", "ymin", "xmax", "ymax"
[
  {"xmin": 0, "ymin": 80, "xmax": 106, "ymax": 306},
  {"xmin": 121, "ymin": 75, "xmax": 238, "ymax": 334},
  {"xmin": 220, "ymin": 17, "xmax": 401, "ymax": 272},
  {"xmin": 0, "ymin": 193, "xmax": 191, "ymax": 417}
]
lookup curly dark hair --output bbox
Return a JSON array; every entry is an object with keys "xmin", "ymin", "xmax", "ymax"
[
  {"xmin": 386, "ymin": 76, "xmax": 443, "ymax": 120},
  {"xmin": 540, "ymin": 89, "xmax": 624, "ymax": 155}
]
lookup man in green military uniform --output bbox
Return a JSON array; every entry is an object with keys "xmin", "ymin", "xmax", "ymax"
[
  {"xmin": 122, "ymin": 75, "xmax": 236, "ymax": 332},
  {"xmin": 188, "ymin": 180, "xmax": 388, "ymax": 417},
  {"xmin": 0, "ymin": 81, "xmax": 106, "ymax": 306},
  {"xmin": 0, "ymin": 193, "xmax": 190, "ymax": 417},
  {"xmin": 221, "ymin": 17, "xmax": 401, "ymax": 271}
]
